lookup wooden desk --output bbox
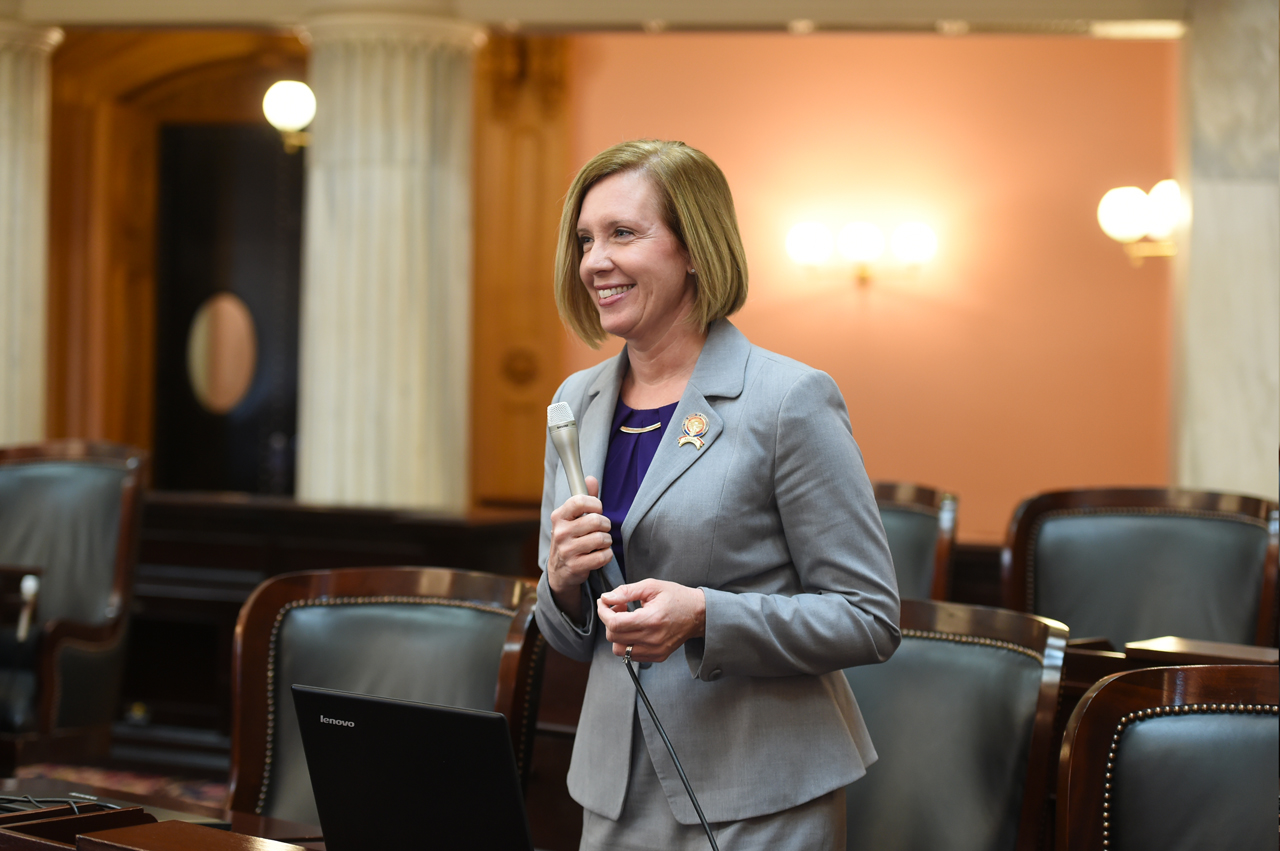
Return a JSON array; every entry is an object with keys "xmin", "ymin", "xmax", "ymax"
[
  {"xmin": 1058, "ymin": 636, "xmax": 1278, "ymax": 743},
  {"xmin": 1124, "ymin": 635, "xmax": 1280, "ymax": 666},
  {"xmin": 124, "ymin": 495, "xmax": 540, "ymax": 742},
  {"xmin": 0, "ymin": 779, "xmax": 322, "ymax": 847}
]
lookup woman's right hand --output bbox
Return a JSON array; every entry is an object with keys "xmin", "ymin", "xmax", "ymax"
[{"xmin": 548, "ymin": 475, "xmax": 613, "ymax": 621}]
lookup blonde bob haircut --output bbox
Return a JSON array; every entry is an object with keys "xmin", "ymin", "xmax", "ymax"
[{"xmin": 554, "ymin": 140, "xmax": 748, "ymax": 348}]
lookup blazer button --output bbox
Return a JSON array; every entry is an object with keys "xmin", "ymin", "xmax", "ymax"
[{"xmin": 708, "ymin": 668, "xmax": 723, "ymax": 681}]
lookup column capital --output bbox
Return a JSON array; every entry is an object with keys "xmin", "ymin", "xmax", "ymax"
[
  {"xmin": 303, "ymin": 9, "xmax": 485, "ymax": 51},
  {"xmin": 0, "ymin": 19, "xmax": 62, "ymax": 52}
]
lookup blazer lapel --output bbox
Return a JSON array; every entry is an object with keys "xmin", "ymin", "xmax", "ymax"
[
  {"xmin": 621, "ymin": 320, "xmax": 750, "ymax": 550},
  {"xmin": 580, "ymin": 351, "xmax": 628, "ymax": 591}
]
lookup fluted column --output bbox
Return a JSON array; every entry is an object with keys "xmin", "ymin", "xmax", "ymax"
[
  {"xmin": 0, "ymin": 21, "xmax": 60, "ymax": 444},
  {"xmin": 1177, "ymin": 0, "xmax": 1278, "ymax": 500},
  {"xmin": 297, "ymin": 11, "xmax": 482, "ymax": 510}
]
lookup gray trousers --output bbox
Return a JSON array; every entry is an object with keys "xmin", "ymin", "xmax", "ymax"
[{"xmin": 580, "ymin": 715, "xmax": 847, "ymax": 851}]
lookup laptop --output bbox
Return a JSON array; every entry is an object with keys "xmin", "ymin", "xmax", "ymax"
[{"xmin": 291, "ymin": 684, "xmax": 535, "ymax": 850}]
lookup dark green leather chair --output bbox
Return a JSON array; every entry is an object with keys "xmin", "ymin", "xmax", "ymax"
[
  {"xmin": 228, "ymin": 567, "xmax": 544, "ymax": 827},
  {"xmin": 0, "ymin": 441, "xmax": 146, "ymax": 772},
  {"xmin": 844, "ymin": 599, "xmax": 1067, "ymax": 851},
  {"xmin": 1057, "ymin": 664, "xmax": 1278, "ymax": 851},
  {"xmin": 874, "ymin": 482, "xmax": 957, "ymax": 600},
  {"xmin": 1002, "ymin": 488, "xmax": 1278, "ymax": 648}
]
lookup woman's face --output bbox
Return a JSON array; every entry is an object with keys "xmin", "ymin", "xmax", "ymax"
[{"xmin": 576, "ymin": 170, "xmax": 695, "ymax": 347}]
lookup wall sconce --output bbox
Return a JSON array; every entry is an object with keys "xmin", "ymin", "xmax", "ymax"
[
  {"xmin": 787, "ymin": 220, "xmax": 938, "ymax": 285},
  {"xmin": 1097, "ymin": 179, "xmax": 1181, "ymax": 266},
  {"xmin": 263, "ymin": 80, "xmax": 316, "ymax": 153}
]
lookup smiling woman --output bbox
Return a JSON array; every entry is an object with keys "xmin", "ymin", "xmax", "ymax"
[
  {"xmin": 535, "ymin": 139, "xmax": 901, "ymax": 850},
  {"xmin": 554, "ymin": 140, "xmax": 746, "ymax": 351},
  {"xmin": 575, "ymin": 171, "xmax": 699, "ymax": 394}
]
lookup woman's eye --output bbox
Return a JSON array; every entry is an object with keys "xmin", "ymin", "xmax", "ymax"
[
  {"xmin": 615, "ymin": 228, "xmax": 633, "ymax": 238},
  {"xmin": 578, "ymin": 235, "xmax": 593, "ymax": 248}
]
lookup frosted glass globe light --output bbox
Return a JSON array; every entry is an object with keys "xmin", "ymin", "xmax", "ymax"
[
  {"xmin": 786, "ymin": 222, "xmax": 834, "ymax": 265},
  {"xmin": 837, "ymin": 222, "xmax": 886, "ymax": 263},
  {"xmin": 1097, "ymin": 186, "xmax": 1151, "ymax": 243},
  {"xmin": 890, "ymin": 222, "xmax": 938, "ymax": 264},
  {"xmin": 263, "ymin": 81, "xmax": 316, "ymax": 133},
  {"xmin": 1145, "ymin": 179, "xmax": 1181, "ymax": 240}
]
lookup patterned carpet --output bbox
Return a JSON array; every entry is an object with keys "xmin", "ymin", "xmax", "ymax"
[{"xmin": 15, "ymin": 763, "xmax": 229, "ymax": 808}]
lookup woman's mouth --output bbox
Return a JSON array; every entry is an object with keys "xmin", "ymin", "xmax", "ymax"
[{"xmin": 598, "ymin": 285, "xmax": 635, "ymax": 301}]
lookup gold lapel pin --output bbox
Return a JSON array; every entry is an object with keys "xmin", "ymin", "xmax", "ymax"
[{"xmin": 678, "ymin": 413, "xmax": 709, "ymax": 449}]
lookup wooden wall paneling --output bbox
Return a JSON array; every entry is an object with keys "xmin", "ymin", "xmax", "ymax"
[
  {"xmin": 471, "ymin": 36, "xmax": 572, "ymax": 507},
  {"xmin": 45, "ymin": 95, "xmax": 93, "ymax": 439},
  {"xmin": 45, "ymin": 30, "xmax": 307, "ymax": 459},
  {"xmin": 105, "ymin": 102, "xmax": 157, "ymax": 451}
]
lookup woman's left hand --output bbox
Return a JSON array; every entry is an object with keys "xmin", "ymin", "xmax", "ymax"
[{"xmin": 598, "ymin": 580, "xmax": 706, "ymax": 664}]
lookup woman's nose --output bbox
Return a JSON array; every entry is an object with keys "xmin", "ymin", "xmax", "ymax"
[{"xmin": 581, "ymin": 241, "xmax": 613, "ymax": 275}]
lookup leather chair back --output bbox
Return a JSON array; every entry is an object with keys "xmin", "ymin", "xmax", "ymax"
[
  {"xmin": 873, "ymin": 483, "xmax": 956, "ymax": 600},
  {"xmin": 843, "ymin": 600, "xmax": 1066, "ymax": 851},
  {"xmin": 1058, "ymin": 665, "xmax": 1278, "ymax": 851},
  {"xmin": 1003, "ymin": 489, "xmax": 1278, "ymax": 647},
  {"xmin": 229, "ymin": 567, "xmax": 543, "ymax": 827},
  {"xmin": 0, "ymin": 461, "xmax": 129, "ymax": 626},
  {"xmin": 0, "ymin": 441, "xmax": 145, "ymax": 741}
]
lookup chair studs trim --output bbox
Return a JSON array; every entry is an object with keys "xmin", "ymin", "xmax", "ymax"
[
  {"xmin": 256, "ymin": 594, "xmax": 518, "ymax": 815},
  {"xmin": 1098, "ymin": 701, "xmax": 1279, "ymax": 849},
  {"xmin": 514, "ymin": 635, "xmax": 546, "ymax": 780},
  {"xmin": 901, "ymin": 628, "xmax": 1044, "ymax": 663},
  {"xmin": 1025, "ymin": 506, "xmax": 1270, "ymax": 612}
]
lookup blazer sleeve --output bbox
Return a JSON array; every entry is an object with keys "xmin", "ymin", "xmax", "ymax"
[
  {"xmin": 534, "ymin": 384, "xmax": 599, "ymax": 663},
  {"xmin": 687, "ymin": 369, "xmax": 901, "ymax": 680}
]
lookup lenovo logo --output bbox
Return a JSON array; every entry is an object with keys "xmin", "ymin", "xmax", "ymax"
[{"xmin": 320, "ymin": 714, "xmax": 355, "ymax": 728}]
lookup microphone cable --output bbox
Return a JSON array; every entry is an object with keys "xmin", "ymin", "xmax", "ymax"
[
  {"xmin": 584, "ymin": 529, "xmax": 718, "ymax": 847},
  {"xmin": 623, "ymin": 645, "xmax": 720, "ymax": 851}
]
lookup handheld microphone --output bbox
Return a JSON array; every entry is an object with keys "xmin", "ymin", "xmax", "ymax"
[
  {"xmin": 16, "ymin": 574, "xmax": 37, "ymax": 643},
  {"xmin": 546, "ymin": 402, "xmax": 588, "ymax": 497},
  {"xmin": 547, "ymin": 402, "xmax": 610, "ymax": 598}
]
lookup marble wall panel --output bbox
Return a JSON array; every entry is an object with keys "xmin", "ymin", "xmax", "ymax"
[
  {"xmin": 1179, "ymin": 0, "xmax": 1279, "ymax": 500},
  {"xmin": 0, "ymin": 21, "xmax": 59, "ymax": 444},
  {"xmin": 1179, "ymin": 180, "xmax": 1279, "ymax": 498}
]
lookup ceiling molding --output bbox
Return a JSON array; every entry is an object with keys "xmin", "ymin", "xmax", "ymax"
[{"xmin": 15, "ymin": 0, "xmax": 1188, "ymax": 29}]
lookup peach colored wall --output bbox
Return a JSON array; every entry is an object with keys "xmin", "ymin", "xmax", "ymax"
[{"xmin": 562, "ymin": 33, "xmax": 1178, "ymax": 544}]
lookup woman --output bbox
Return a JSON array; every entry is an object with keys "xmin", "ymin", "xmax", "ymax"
[{"xmin": 535, "ymin": 140, "xmax": 900, "ymax": 850}]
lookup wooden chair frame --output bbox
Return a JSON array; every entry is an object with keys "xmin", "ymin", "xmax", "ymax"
[
  {"xmin": 0, "ymin": 440, "xmax": 147, "ymax": 771},
  {"xmin": 873, "ymin": 482, "xmax": 957, "ymax": 600},
  {"xmin": 1000, "ymin": 488, "xmax": 1279, "ymax": 646},
  {"xmin": 897, "ymin": 598, "xmax": 1068, "ymax": 851},
  {"xmin": 1056, "ymin": 664, "xmax": 1280, "ymax": 851},
  {"xmin": 227, "ymin": 566, "xmax": 544, "ymax": 816}
]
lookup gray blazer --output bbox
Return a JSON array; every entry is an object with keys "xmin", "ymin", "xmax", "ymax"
[{"xmin": 536, "ymin": 319, "xmax": 900, "ymax": 825}]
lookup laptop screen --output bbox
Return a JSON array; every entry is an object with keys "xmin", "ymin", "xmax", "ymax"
[{"xmin": 291, "ymin": 684, "xmax": 535, "ymax": 851}]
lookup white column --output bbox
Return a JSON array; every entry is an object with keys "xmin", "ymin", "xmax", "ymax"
[
  {"xmin": 297, "ymin": 11, "xmax": 482, "ymax": 510},
  {"xmin": 1177, "ymin": 0, "xmax": 1279, "ymax": 500},
  {"xmin": 0, "ymin": 21, "xmax": 60, "ymax": 445}
]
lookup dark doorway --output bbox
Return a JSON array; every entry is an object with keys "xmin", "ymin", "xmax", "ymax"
[{"xmin": 153, "ymin": 124, "xmax": 303, "ymax": 494}]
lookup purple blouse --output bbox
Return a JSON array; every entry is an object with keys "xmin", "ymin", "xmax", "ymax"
[{"xmin": 602, "ymin": 398, "xmax": 680, "ymax": 579}]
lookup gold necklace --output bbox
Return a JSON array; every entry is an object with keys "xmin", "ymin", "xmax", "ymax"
[{"xmin": 619, "ymin": 422, "xmax": 662, "ymax": 434}]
